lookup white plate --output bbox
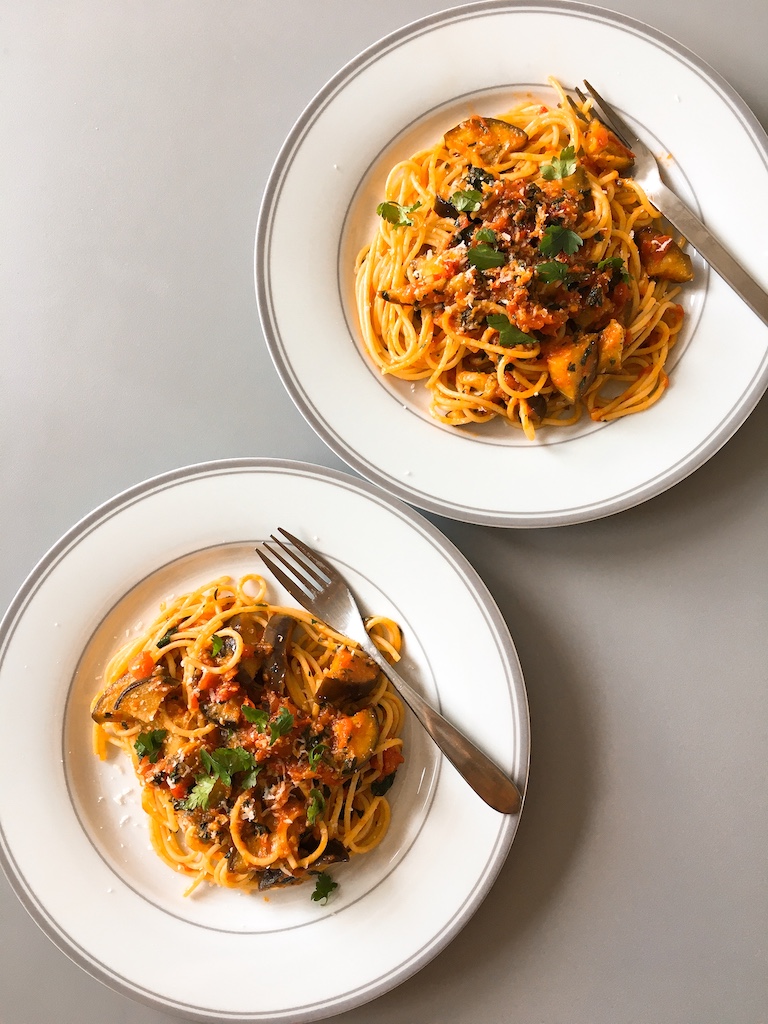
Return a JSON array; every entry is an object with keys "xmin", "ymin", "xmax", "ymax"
[
  {"xmin": 255, "ymin": 1, "xmax": 768, "ymax": 527},
  {"xmin": 0, "ymin": 459, "xmax": 528, "ymax": 1022}
]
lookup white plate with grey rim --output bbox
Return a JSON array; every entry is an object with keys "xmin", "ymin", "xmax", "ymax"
[
  {"xmin": 0, "ymin": 458, "xmax": 528, "ymax": 1022},
  {"xmin": 255, "ymin": 0, "xmax": 768, "ymax": 528}
]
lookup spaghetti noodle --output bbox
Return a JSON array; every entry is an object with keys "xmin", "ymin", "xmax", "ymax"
[
  {"xmin": 355, "ymin": 78, "xmax": 693, "ymax": 439},
  {"xmin": 91, "ymin": 574, "xmax": 405, "ymax": 896}
]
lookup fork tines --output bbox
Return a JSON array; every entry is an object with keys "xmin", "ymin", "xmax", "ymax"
[
  {"xmin": 580, "ymin": 79, "xmax": 635, "ymax": 151},
  {"xmin": 257, "ymin": 528, "xmax": 331, "ymax": 602}
]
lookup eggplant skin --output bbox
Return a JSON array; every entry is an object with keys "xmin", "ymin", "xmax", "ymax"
[{"xmin": 92, "ymin": 668, "xmax": 178, "ymax": 726}]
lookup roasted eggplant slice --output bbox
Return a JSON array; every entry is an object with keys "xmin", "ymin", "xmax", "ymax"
[
  {"xmin": 636, "ymin": 227, "xmax": 694, "ymax": 282},
  {"xmin": 258, "ymin": 867, "xmax": 302, "ymax": 891},
  {"xmin": 332, "ymin": 708, "xmax": 380, "ymax": 773},
  {"xmin": 596, "ymin": 319, "xmax": 625, "ymax": 374},
  {"xmin": 583, "ymin": 118, "xmax": 634, "ymax": 171},
  {"xmin": 262, "ymin": 614, "xmax": 297, "ymax": 693},
  {"xmin": 316, "ymin": 647, "xmax": 380, "ymax": 704},
  {"xmin": 92, "ymin": 667, "xmax": 178, "ymax": 726},
  {"xmin": 543, "ymin": 333, "xmax": 599, "ymax": 404},
  {"xmin": 445, "ymin": 115, "xmax": 528, "ymax": 163}
]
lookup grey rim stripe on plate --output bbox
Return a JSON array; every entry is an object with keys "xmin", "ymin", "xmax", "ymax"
[
  {"xmin": 255, "ymin": 0, "xmax": 768, "ymax": 528},
  {"xmin": 0, "ymin": 457, "xmax": 529, "ymax": 1022}
]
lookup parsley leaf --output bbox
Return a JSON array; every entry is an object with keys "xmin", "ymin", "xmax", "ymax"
[
  {"xmin": 242, "ymin": 705, "xmax": 269, "ymax": 731},
  {"xmin": 541, "ymin": 145, "xmax": 577, "ymax": 181},
  {"xmin": 307, "ymin": 788, "xmax": 325, "ymax": 826},
  {"xmin": 466, "ymin": 165, "xmax": 496, "ymax": 190},
  {"xmin": 450, "ymin": 188, "xmax": 483, "ymax": 213},
  {"xmin": 371, "ymin": 771, "xmax": 397, "ymax": 796},
  {"xmin": 468, "ymin": 244, "xmax": 506, "ymax": 271},
  {"xmin": 311, "ymin": 872, "xmax": 338, "ymax": 904},
  {"xmin": 269, "ymin": 706, "xmax": 295, "ymax": 745},
  {"xmin": 156, "ymin": 627, "xmax": 176, "ymax": 649},
  {"xmin": 134, "ymin": 729, "xmax": 167, "ymax": 764},
  {"xmin": 536, "ymin": 261, "xmax": 571, "ymax": 284},
  {"xmin": 376, "ymin": 200, "xmax": 421, "ymax": 227},
  {"xmin": 201, "ymin": 746, "xmax": 257, "ymax": 787},
  {"xmin": 475, "ymin": 227, "xmax": 497, "ymax": 244},
  {"xmin": 210, "ymin": 634, "xmax": 225, "ymax": 657},
  {"xmin": 183, "ymin": 774, "xmax": 216, "ymax": 810},
  {"xmin": 539, "ymin": 225, "xmax": 583, "ymax": 257},
  {"xmin": 486, "ymin": 313, "xmax": 537, "ymax": 347},
  {"xmin": 307, "ymin": 737, "xmax": 326, "ymax": 769},
  {"xmin": 597, "ymin": 255, "xmax": 631, "ymax": 282},
  {"xmin": 240, "ymin": 766, "xmax": 262, "ymax": 790}
]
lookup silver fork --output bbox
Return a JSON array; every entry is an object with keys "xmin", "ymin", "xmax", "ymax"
[
  {"xmin": 258, "ymin": 528, "xmax": 523, "ymax": 815},
  {"xmin": 576, "ymin": 80, "xmax": 768, "ymax": 327}
]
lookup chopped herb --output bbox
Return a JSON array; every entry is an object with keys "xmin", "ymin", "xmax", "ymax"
[
  {"xmin": 450, "ymin": 188, "xmax": 483, "ymax": 213},
  {"xmin": 311, "ymin": 872, "xmax": 338, "ymax": 904},
  {"xmin": 539, "ymin": 225, "xmax": 583, "ymax": 257},
  {"xmin": 201, "ymin": 746, "xmax": 257, "ymax": 787},
  {"xmin": 468, "ymin": 244, "xmax": 506, "ymax": 270},
  {"xmin": 240, "ymin": 766, "xmax": 262, "ymax": 790},
  {"xmin": 466, "ymin": 165, "xmax": 496, "ymax": 190},
  {"xmin": 242, "ymin": 705, "xmax": 269, "ymax": 731},
  {"xmin": 371, "ymin": 772, "xmax": 397, "ymax": 796},
  {"xmin": 269, "ymin": 706, "xmax": 295, "ymax": 745},
  {"xmin": 486, "ymin": 313, "xmax": 537, "ymax": 347},
  {"xmin": 210, "ymin": 634, "xmax": 225, "ymax": 657},
  {"xmin": 597, "ymin": 255, "xmax": 631, "ymax": 282},
  {"xmin": 540, "ymin": 145, "xmax": 577, "ymax": 181},
  {"xmin": 475, "ymin": 227, "xmax": 497, "ymax": 244},
  {"xmin": 183, "ymin": 774, "xmax": 216, "ymax": 810},
  {"xmin": 156, "ymin": 627, "xmax": 176, "ymax": 649},
  {"xmin": 134, "ymin": 729, "xmax": 167, "ymax": 764},
  {"xmin": 376, "ymin": 200, "xmax": 421, "ymax": 227},
  {"xmin": 536, "ymin": 261, "xmax": 571, "ymax": 284},
  {"xmin": 307, "ymin": 737, "xmax": 326, "ymax": 769},
  {"xmin": 307, "ymin": 788, "xmax": 325, "ymax": 825}
]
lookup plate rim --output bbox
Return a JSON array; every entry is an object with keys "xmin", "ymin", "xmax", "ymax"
[
  {"xmin": 0, "ymin": 456, "xmax": 530, "ymax": 1022},
  {"xmin": 254, "ymin": 0, "xmax": 768, "ymax": 528}
]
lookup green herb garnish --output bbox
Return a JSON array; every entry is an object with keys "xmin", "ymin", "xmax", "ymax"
[
  {"xmin": 210, "ymin": 634, "xmax": 225, "ymax": 657},
  {"xmin": 307, "ymin": 788, "xmax": 325, "ymax": 826},
  {"xmin": 307, "ymin": 737, "xmax": 326, "ymax": 770},
  {"xmin": 486, "ymin": 313, "xmax": 537, "ymax": 347},
  {"xmin": 536, "ymin": 261, "xmax": 571, "ymax": 284},
  {"xmin": 450, "ymin": 188, "xmax": 483, "ymax": 213},
  {"xmin": 539, "ymin": 225, "xmax": 583, "ymax": 257},
  {"xmin": 156, "ymin": 627, "xmax": 176, "ymax": 649},
  {"xmin": 376, "ymin": 200, "xmax": 421, "ymax": 227},
  {"xmin": 134, "ymin": 729, "xmax": 167, "ymax": 764},
  {"xmin": 201, "ymin": 747, "xmax": 257, "ymax": 787},
  {"xmin": 183, "ymin": 775, "xmax": 217, "ymax": 811},
  {"xmin": 242, "ymin": 705, "xmax": 269, "ymax": 730},
  {"xmin": 475, "ymin": 227, "xmax": 497, "ymax": 244},
  {"xmin": 540, "ymin": 145, "xmax": 577, "ymax": 181},
  {"xmin": 468, "ymin": 244, "xmax": 506, "ymax": 271},
  {"xmin": 269, "ymin": 706, "xmax": 295, "ymax": 745},
  {"xmin": 597, "ymin": 255, "xmax": 631, "ymax": 282},
  {"xmin": 311, "ymin": 871, "xmax": 338, "ymax": 904}
]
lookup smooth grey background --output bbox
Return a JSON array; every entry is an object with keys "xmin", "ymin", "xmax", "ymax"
[{"xmin": 2, "ymin": 2, "xmax": 767, "ymax": 1023}]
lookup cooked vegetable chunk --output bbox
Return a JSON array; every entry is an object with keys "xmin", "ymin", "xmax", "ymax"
[
  {"xmin": 91, "ymin": 667, "xmax": 178, "ymax": 726},
  {"xmin": 445, "ymin": 115, "xmax": 528, "ymax": 163},
  {"xmin": 543, "ymin": 333, "xmax": 598, "ymax": 403},
  {"xmin": 316, "ymin": 646, "xmax": 379, "ymax": 704},
  {"xmin": 636, "ymin": 228, "xmax": 694, "ymax": 282},
  {"xmin": 332, "ymin": 708, "xmax": 380, "ymax": 772},
  {"xmin": 596, "ymin": 319, "xmax": 625, "ymax": 374},
  {"xmin": 583, "ymin": 118, "xmax": 634, "ymax": 170}
]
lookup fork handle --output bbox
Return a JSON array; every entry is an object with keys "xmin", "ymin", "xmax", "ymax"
[
  {"xmin": 361, "ymin": 642, "xmax": 523, "ymax": 815},
  {"xmin": 653, "ymin": 182, "xmax": 768, "ymax": 327}
]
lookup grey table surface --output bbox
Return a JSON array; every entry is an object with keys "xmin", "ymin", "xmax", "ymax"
[{"xmin": 2, "ymin": 2, "xmax": 767, "ymax": 1023}]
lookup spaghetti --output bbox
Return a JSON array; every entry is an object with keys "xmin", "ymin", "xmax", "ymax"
[
  {"xmin": 355, "ymin": 78, "xmax": 693, "ymax": 439},
  {"xmin": 91, "ymin": 574, "xmax": 405, "ymax": 896}
]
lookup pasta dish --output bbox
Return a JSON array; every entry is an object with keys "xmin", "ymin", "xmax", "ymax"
[
  {"xmin": 355, "ymin": 78, "xmax": 693, "ymax": 439},
  {"xmin": 91, "ymin": 574, "xmax": 405, "ymax": 898}
]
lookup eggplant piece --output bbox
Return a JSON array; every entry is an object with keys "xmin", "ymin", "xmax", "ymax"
[
  {"xmin": 596, "ymin": 319, "xmax": 625, "ymax": 374},
  {"xmin": 636, "ymin": 228, "xmax": 693, "ymax": 282},
  {"xmin": 262, "ymin": 614, "xmax": 297, "ymax": 693},
  {"xmin": 92, "ymin": 667, "xmax": 178, "ymax": 726},
  {"xmin": 258, "ymin": 867, "xmax": 302, "ymax": 891},
  {"xmin": 316, "ymin": 647, "xmax": 380, "ymax": 704},
  {"xmin": 583, "ymin": 118, "xmax": 634, "ymax": 171},
  {"xmin": 297, "ymin": 831, "xmax": 350, "ymax": 866},
  {"xmin": 200, "ymin": 696, "xmax": 242, "ymax": 728},
  {"xmin": 434, "ymin": 195, "xmax": 459, "ymax": 219},
  {"xmin": 523, "ymin": 393, "xmax": 548, "ymax": 422},
  {"xmin": 444, "ymin": 115, "xmax": 528, "ymax": 163},
  {"xmin": 543, "ymin": 333, "xmax": 599, "ymax": 403},
  {"xmin": 332, "ymin": 708, "xmax": 380, "ymax": 773}
]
